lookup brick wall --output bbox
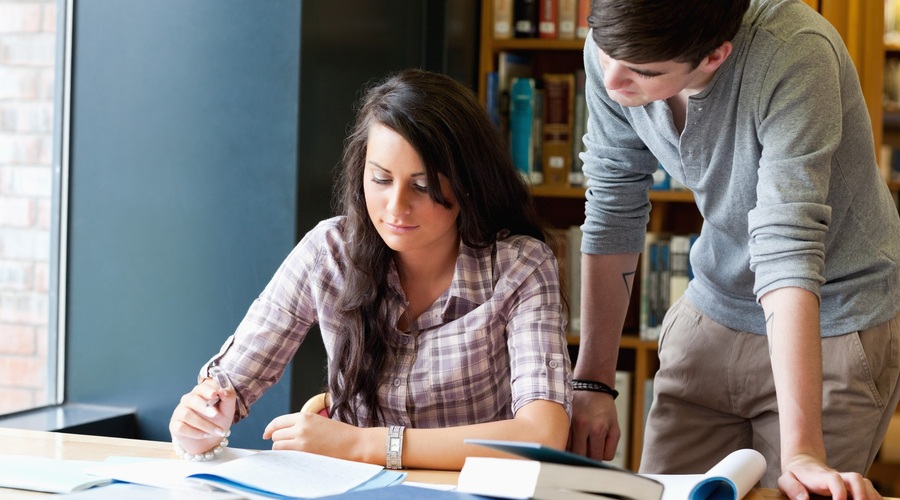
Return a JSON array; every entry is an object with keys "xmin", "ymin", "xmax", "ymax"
[{"xmin": 0, "ymin": 0, "xmax": 56, "ymax": 415}]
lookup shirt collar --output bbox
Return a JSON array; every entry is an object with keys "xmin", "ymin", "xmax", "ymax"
[{"xmin": 387, "ymin": 238, "xmax": 499, "ymax": 330}]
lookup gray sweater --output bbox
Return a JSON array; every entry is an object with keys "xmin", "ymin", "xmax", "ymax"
[{"xmin": 580, "ymin": 0, "xmax": 900, "ymax": 336}]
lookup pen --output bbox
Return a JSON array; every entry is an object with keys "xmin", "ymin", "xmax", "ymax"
[{"xmin": 205, "ymin": 365, "xmax": 232, "ymax": 417}]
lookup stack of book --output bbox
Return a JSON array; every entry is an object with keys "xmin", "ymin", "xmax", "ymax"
[{"xmin": 639, "ymin": 232, "xmax": 698, "ymax": 341}]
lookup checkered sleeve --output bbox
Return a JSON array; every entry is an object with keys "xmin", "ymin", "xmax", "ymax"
[{"xmin": 504, "ymin": 238, "xmax": 573, "ymax": 417}]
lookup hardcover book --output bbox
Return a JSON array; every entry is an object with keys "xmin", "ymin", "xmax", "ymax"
[
  {"xmin": 538, "ymin": 0, "xmax": 558, "ymax": 39},
  {"xmin": 558, "ymin": 0, "xmax": 577, "ymax": 40},
  {"xmin": 458, "ymin": 440, "xmax": 663, "ymax": 500},
  {"xmin": 459, "ymin": 440, "xmax": 767, "ymax": 500},
  {"xmin": 514, "ymin": 0, "xmax": 539, "ymax": 38},
  {"xmin": 541, "ymin": 73, "xmax": 575, "ymax": 186},
  {"xmin": 576, "ymin": 0, "xmax": 590, "ymax": 38},
  {"xmin": 493, "ymin": 0, "xmax": 514, "ymax": 39},
  {"xmin": 509, "ymin": 77, "xmax": 538, "ymax": 181}
]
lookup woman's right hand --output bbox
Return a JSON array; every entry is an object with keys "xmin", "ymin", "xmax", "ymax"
[{"xmin": 169, "ymin": 378, "xmax": 237, "ymax": 455}]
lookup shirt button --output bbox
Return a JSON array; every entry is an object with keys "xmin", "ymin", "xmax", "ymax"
[
  {"xmin": 400, "ymin": 336, "xmax": 409, "ymax": 345},
  {"xmin": 393, "ymin": 378, "xmax": 402, "ymax": 387},
  {"xmin": 548, "ymin": 360, "xmax": 559, "ymax": 369}
]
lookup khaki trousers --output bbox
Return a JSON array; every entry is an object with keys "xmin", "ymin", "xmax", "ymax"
[{"xmin": 639, "ymin": 296, "xmax": 900, "ymax": 488}]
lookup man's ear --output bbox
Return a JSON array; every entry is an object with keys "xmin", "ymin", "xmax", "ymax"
[{"xmin": 700, "ymin": 41, "xmax": 733, "ymax": 73}]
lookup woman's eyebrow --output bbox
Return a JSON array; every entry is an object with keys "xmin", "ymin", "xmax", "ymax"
[{"xmin": 366, "ymin": 161, "xmax": 426, "ymax": 177}]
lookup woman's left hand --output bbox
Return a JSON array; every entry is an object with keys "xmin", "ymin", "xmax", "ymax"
[{"xmin": 262, "ymin": 412, "xmax": 375, "ymax": 463}]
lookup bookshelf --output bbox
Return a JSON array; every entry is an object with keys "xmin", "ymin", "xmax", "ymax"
[{"xmin": 477, "ymin": 0, "xmax": 701, "ymax": 471}]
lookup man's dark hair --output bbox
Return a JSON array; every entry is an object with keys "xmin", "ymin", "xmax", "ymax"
[{"xmin": 589, "ymin": 0, "xmax": 752, "ymax": 67}]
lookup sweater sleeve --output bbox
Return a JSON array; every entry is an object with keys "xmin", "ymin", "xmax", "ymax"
[
  {"xmin": 579, "ymin": 35, "xmax": 659, "ymax": 256},
  {"xmin": 748, "ymin": 32, "xmax": 842, "ymax": 301}
]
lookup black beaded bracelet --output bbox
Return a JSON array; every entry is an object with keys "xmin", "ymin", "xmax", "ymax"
[{"xmin": 572, "ymin": 379, "xmax": 619, "ymax": 399}]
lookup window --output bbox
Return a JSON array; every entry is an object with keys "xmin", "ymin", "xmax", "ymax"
[{"xmin": 0, "ymin": 0, "xmax": 63, "ymax": 416}]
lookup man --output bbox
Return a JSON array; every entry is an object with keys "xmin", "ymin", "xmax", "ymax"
[{"xmin": 569, "ymin": 1, "xmax": 900, "ymax": 499}]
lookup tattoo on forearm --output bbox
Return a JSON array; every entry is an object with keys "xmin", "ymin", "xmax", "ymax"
[{"xmin": 622, "ymin": 271, "xmax": 635, "ymax": 297}]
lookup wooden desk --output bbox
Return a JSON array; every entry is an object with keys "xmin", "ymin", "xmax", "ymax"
[{"xmin": 0, "ymin": 427, "xmax": 868, "ymax": 500}]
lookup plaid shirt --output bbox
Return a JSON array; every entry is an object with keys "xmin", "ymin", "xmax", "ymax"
[{"xmin": 204, "ymin": 217, "xmax": 571, "ymax": 427}]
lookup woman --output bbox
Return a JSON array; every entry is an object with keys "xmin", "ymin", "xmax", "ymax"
[{"xmin": 169, "ymin": 69, "xmax": 571, "ymax": 471}]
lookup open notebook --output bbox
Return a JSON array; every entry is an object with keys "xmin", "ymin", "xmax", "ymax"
[{"xmin": 85, "ymin": 449, "xmax": 404, "ymax": 500}]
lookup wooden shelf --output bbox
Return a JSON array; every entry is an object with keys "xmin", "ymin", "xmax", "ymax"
[
  {"xmin": 531, "ymin": 184, "xmax": 695, "ymax": 203},
  {"xmin": 567, "ymin": 333, "xmax": 658, "ymax": 350},
  {"xmin": 885, "ymin": 38, "xmax": 900, "ymax": 53},
  {"xmin": 488, "ymin": 38, "xmax": 586, "ymax": 52}
]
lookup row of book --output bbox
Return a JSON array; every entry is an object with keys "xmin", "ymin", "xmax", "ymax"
[
  {"xmin": 550, "ymin": 226, "xmax": 698, "ymax": 341},
  {"xmin": 639, "ymin": 232, "xmax": 697, "ymax": 341},
  {"xmin": 487, "ymin": 53, "xmax": 587, "ymax": 187},
  {"xmin": 493, "ymin": 0, "xmax": 591, "ymax": 40}
]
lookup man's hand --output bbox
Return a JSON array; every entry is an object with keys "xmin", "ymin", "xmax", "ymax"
[
  {"xmin": 567, "ymin": 390, "xmax": 621, "ymax": 461},
  {"xmin": 778, "ymin": 454, "xmax": 881, "ymax": 500}
]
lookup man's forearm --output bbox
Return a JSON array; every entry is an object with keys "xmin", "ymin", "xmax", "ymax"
[
  {"xmin": 573, "ymin": 252, "xmax": 640, "ymax": 385},
  {"xmin": 761, "ymin": 287, "xmax": 827, "ymax": 464}
]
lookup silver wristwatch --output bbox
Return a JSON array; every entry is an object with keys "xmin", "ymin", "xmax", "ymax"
[{"xmin": 386, "ymin": 425, "xmax": 405, "ymax": 469}]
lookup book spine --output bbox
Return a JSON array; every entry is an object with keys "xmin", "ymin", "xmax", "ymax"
[
  {"xmin": 538, "ymin": 0, "xmax": 558, "ymax": 39},
  {"xmin": 567, "ymin": 225, "xmax": 583, "ymax": 334},
  {"xmin": 655, "ymin": 239, "xmax": 670, "ymax": 336},
  {"xmin": 558, "ymin": 0, "xmax": 577, "ymax": 40},
  {"xmin": 497, "ymin": 52, "xmax": 534, "ymax": 141},
  {"xmin": 541, "ymin": 73, "xmax": 575, "ymax": 186},
  {"xmin": 570, "ymin": 69, "xmax": 586, "ymax": 186},
  {"xmin": 639, "ymin": 234, "xmax": 660, "ymax": 340},
  {"xmin": 509, "ymin": 77, "xmax": 537, "ymax": 180},
  {"xmin": 651, "ymin": 163, "xmax": 671, "ymax": 190},
  {"xmin": 493, "ymin": 0, "xmax": 514, "ymax": 39},
  {"xmin": 668, "ymin": 235, "xmax": 691, "ymax": 307},
  {"xmin": 610, "ymin": 371, "xmax": 632, "ymax": 468},
  {"xmin": 576, "ymin": 0, "xmax": 590, "ymax": 39},
  {"xmin": 531, "ymin": 88, "xmax": 544, "ymax": 184},
  {"xmin": 514, "ymin": 0, "xmax": 539, "ymax": 38},
  {"xmin": 486, "ymin": 71, "xmax": 500, "ymax": 127}
]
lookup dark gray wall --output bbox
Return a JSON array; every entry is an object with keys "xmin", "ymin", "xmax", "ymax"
[
  {"xmin": 63, "ymin": 0, "xmax": 478, "ymax": 450},
  {"xmin": 65, "ymin": 1, "xmax": 301, "ymax": 449}
]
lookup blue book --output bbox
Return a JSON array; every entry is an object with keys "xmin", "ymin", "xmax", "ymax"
[
  {"xmin": 465, "ymin": 439, "xmax": 607, "ymax": 468},
  {"xmin": 485, "ymin": 71, "xmax": 499, "ymax": 128},
  {"xmin": 509, "ymin": 77, "xmax": 536, "ymax": 180},
  {"xmin": 651, "ymin": 162, "xmax": 671, "ymax": 190}
]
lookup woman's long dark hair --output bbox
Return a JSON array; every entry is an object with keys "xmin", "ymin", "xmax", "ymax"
[{"xmin": 329, "ymin": 69, "xmax": 549, "ymax": 426}]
